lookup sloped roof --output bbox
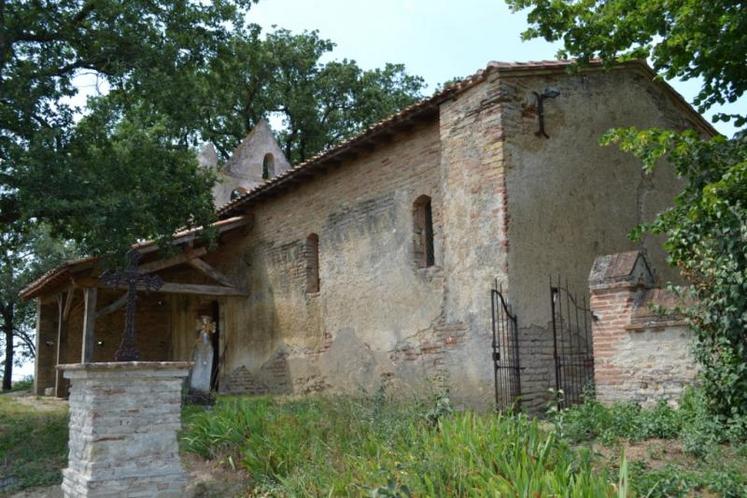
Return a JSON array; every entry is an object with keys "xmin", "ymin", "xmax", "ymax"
[
  {"xmin": 215, "ymin": 59, "xmax": 717, "ymax": 219},
  {"xmin": 20, "ymin": 216, "xmax": 251, "ymax": 300}
]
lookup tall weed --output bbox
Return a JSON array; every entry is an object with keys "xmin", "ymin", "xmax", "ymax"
[{"xmin": 182, "ymin": 395, "xmax": 619, "ymax": 497}]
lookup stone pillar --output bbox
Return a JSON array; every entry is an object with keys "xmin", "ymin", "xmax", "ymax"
[
  {"xmin": 588, "ymin": 252, "xmax": 654, "ymax": 404},
  {"xmin": 589, "ymin": 252, "xmax": 696, "ymax": 406},
  {"xmin": 59, "ymin": 362, "xmax": 191, "ymax": 498}
]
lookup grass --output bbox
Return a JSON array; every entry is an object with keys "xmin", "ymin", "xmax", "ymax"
[
  {"xmin": 2, "ymin": 384, "xmax": 746, "ymax": 497},
  {"xmin": 0, "ymin": 393, "xmax": 68, "ymax": 496},
  {"xmin": 182, "ymin": 395, "xmax": 624, "ymax": 497},
  {"xmin": 550, "ymin": 389, "xmax": 747, "ymax": 497}
]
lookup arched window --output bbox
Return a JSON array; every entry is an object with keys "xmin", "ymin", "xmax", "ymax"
[
  {"xmin": 413, "ymin": 195, "xmax": 434, "ymax": 268},
  {"xmin": 262, "ymin": 153, "xmax": 275, "ymax": 180},
  {"xmin": 306, "ymin": 233, "xmax": 320, "ymax": 293}
]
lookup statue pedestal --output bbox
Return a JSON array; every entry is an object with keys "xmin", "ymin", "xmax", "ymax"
[{"xmin": 59, "ymin": 362, "xmax": 191, "ymax": 498}]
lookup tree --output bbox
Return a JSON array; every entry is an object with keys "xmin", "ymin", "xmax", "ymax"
[
  {"xmin": 3, "ymin": 2, "xmax": 425, "ymax": 258},
  {"xmin": 0, "ymin": 224, "xmax": 76, "ymax": 390},
  {"xmin": 1, "ymin": 0, "xmax": 258, "ymax": 259},
  {"xmin": 166, "ymin": 28, "xmax": 426, "ymax": 163},
  {"xmin": 506, "ymin": 0, "xmax": 747, "ymax": 421}
]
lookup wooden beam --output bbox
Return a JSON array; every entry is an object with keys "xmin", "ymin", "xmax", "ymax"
[
  {"xmin": 95, "ymin": 293, "xmax": 127, "ymax": 319},
  {"xmin": 75, "ymin": 276, "xmax": 247, "ymax": 297},
  {"xmin": 81, "ymin": 288, "xmax": 97, "ymax": 363},
  {"xmin": 159, "ymin": 282, "xmax": 247, "ymax": 296},
  {"xmin": 188, "ymin": 258, "xmax": 236, "ymax": 288},
  {"xmin": 101, "ymin": 281, "xmax": 247, "ymax": 297},
  {"xmin": 54, "ymin": 293, "xmax": 67, "ymax": 398},
  {"xmin": 62, "ymin": 288, "xmax": 75, "ymax": 322},
  {"xmin": 137, "ymin": 247, "xmax": 207, "ymax": 274}
]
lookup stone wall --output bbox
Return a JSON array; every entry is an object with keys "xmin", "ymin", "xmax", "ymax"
[
  {"xmin": 205, "ymin": 72, "xmax": 515, "ymax": 409},
  {"xmin": 61, "ymin": 362, "xmax": 189, "ymax": 498},
  {"xmin": 589, "ymin": 252, "xmax": 696, "ymax": 406}
]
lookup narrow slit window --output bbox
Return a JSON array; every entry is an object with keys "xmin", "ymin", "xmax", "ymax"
[
  {"xmin": 413, "ymin": 195, "xmax": 434, "ymax": 268},
  {"xmin": 306, "ymin": 233, "xmax": 320, "ymax": 293},
  {"xmin": 262, "ymin": 153, "xmax": 275, "ymax": 180}
]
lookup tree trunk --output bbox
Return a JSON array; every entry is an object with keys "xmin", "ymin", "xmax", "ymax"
[{"xmin": 2, "ymin": 306, "xmax": 13, "ymax": 391}]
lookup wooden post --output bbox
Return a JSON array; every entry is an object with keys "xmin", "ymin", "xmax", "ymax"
[
  {"xmin": 54, "ymin": 293, "xmax": 67, "ymax": 397},
  {"xmin": 81, "ymin": 288, "xmax": 97, "ymax": 363}
]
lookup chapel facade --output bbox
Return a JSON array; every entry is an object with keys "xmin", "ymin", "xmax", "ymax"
[{"xmin": 23, "ymin": 60, "xmax": 714, "ymax": 410}]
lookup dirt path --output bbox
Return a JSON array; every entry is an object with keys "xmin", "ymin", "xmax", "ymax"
[{"xmin": 8, "ymin": 460, "xmax": 249, "ymax": 498}]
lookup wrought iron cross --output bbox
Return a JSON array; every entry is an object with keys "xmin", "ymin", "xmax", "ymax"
[{"xmin": 101, "ymin": 250, "xmax": 163, "ymax": 361}]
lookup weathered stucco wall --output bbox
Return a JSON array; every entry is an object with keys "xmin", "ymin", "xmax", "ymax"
[
  {"xmin": 501, "ymin": 67, "xmax": 703, "ymax": 411},
  {"xmin": 206, "ymin": 75, "xmax": 513, "ymax": 409},
  {"xmin": 437, "ymin": 73, "xmax": 511, "ymax": 408},
  {"xmin": 214, "ymin": 121, "xmax": 452, "ymax": 401}
]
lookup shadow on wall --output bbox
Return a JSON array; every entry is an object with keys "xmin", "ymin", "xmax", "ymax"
[{"xmin": 222, "ymin": 241, "xmax": 291, "ymax": 395}]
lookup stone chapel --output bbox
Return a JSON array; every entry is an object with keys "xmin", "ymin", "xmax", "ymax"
[{"xmin": 23, "ymin": 59, "xmax": 715, "ymax": 410}]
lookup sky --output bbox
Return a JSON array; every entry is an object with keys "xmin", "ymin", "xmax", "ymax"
[{"xmin": 11, "ymin": 0, "xmax": 742, "ymax": 381}]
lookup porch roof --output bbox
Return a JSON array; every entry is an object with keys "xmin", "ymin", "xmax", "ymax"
[{"xmin": 20, "ymin": 215, "xmax": 251, "ymax": 300}]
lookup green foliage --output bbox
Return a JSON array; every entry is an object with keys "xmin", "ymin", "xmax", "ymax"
[
  {"xmin": 1, "ymin": 0, "xmax": 257, "ymax": 258},
  {"xmin": 505, "ymin": 0, "xmax": 747, "ymax": 124},
  {"xmin": 550, "ymin": 387, "xmax": 747, "ymax": 450},
  {"xmin": 9, "ymin": 376, "xmax": 33, "ymax": 392},
  {"xmin": 1, "ymin": 224, "xmax": 77, "ymax": 390},
  {"xmin": 601, "ymin": 130, "xmax": 747, "ymax": 422},
  {"xmin": 2, "ymin": 1, "xmax": 425, "ymax": 259},
  {"xmin": 0, "ymin": 395, "xmax": 69, "ymax": 494},
  {"xmin": 551, "ymin": 397, "xmax": 684, "ymax": 446},
  {"xmin": 188, "ymin": 28, "xmax": 426, "ymax": 164},
  {"xmin": 551, "ymin": 391, "xmax": 747, "ymax": 497},
  {"xmin": 16, "ymin": 101, "xmax": 217, "ymax": 258},
  {"xmin": 182, "ymin": 395, "xmax": 621, "ymax": 497},
  {"xmin": 627, "ymin": 459, "xmax": 747, "ymax": 498}
]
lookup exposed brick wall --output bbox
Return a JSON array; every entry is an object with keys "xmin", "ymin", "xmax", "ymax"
[
  {"xmin": 212, "ymin": 120, "xmax": 452, "ymax": 403},
  {"xmin": 34, "ymin": 300, "xmax": 58, "ymax": 395},
  {"xmin": 589, "ymin": 252, "xmax": 696, "ymax": 406}
]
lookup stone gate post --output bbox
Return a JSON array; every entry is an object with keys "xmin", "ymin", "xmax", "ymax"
[{"xmin": 59, "ymin": 362, "xmax": 191, "ymax": 498}]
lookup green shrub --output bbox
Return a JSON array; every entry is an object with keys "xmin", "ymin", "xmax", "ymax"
[
  {"xmin": 550, "ymin": 397, "xmax": 681, "ymax": 445},
  {"xmin": 630, "ymin": 463, "xmax": 747, "ymax": 498},
  {"xmin": 9, "ymin": 376, "xmax": 33, "ymax": 392},
  {"xmin": 551, "ymin": 387, "xmax": 747, "ymax": 451},
  {"xmin": 182, "ymin": 395, "xmax": 621, "ymax": 497}
]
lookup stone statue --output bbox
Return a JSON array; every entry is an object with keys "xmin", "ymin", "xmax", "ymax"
[{"xmin": 189, "ymin": 316, "xmax": 216, "ymax": 394}]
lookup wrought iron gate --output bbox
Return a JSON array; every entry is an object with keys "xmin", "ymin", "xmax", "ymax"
[
  {"xmin": 550, "ymin": 277, "xmax": 595, "ymax": 408},
  {"xmin": 491, "ymin": 286, "xmax": 521, "ymax": 411}
]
